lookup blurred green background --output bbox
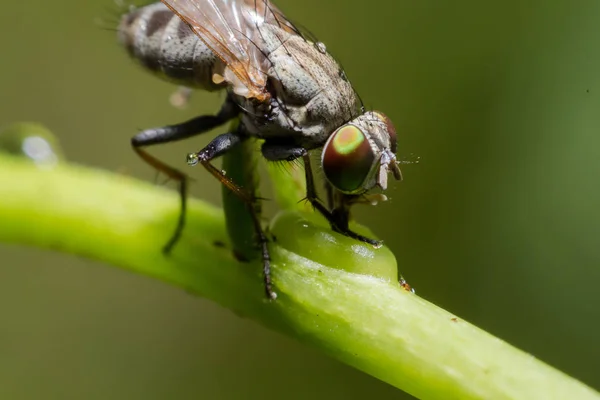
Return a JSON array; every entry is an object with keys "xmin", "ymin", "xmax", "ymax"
[{"xmin": 1, "ymin": 0, "xmax": 599, "ymax": 398}]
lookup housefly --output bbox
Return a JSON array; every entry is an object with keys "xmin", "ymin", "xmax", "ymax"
[{"xmin": 118, "ymin": 0, "xmax": 402, "ymax": 299}]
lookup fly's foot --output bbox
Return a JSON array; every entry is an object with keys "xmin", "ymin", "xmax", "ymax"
[
  {"xmin": 265, "ymin": 284, "xmax": 278, "ymax": 301},
  {"xmin": 261, "ymin": 253, "xmax": 277, "ymax": 301},
  {"xmin": 333, "ymin": 225, "xmax": 383, "ymax": 248},
  {"xmin": 303, "ymin": 197, "xmax": 384, "ymax": 248},
  {"xmin": 162, "ymin": 238, "xmax": 177, "ymax": 255}
]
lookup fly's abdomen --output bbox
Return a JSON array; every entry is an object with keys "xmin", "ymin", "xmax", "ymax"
[{"xmin": 118, "ymin": 3, "xmax": 223, "ymax": 91}]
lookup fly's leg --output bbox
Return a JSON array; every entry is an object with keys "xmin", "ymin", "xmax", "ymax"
[
  {"xmin": 302, "ymin": 153, "xmax": 382, "ymax": 248},
  {"xmin": 324, "ymin": 185, "xmax": 363, "ymax": 234},
  {"xmin": 132, "ymin": 98, "xmax": 238, "ymax": 147},
  {"xmin": 324, "ymin": 180, "xmax": 353, "ymax": 230},
  {"xmin": 261, "ymin": 143, "xmax": 382, "ymax": 248},
  {"xmin": 329, "ymin": 189, "xmax": 353, "ymax": 232},
  {"xmin": 131, "ymin": 99, "xmax": 238, "ymax": 253},
  {"xmin": 189, "ymin": 133, "xmax": 275, "ymax": 300},
  {"xmin": 130, "ymin": 146, "xmax": 188, "ymax": 253},
  {"xmin": 324, "ymin": 180, "xmax": 335, "ymax": 211}
]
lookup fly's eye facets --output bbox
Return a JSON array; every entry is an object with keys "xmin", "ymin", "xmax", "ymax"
[{"xmin": 322, "ymin": 125, "xmax": 375, "ymax": 193}]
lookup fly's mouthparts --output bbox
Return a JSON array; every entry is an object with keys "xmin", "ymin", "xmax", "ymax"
[{"xmin": 186, "ymin": 152, "xmax": 200, "ymax": 166}]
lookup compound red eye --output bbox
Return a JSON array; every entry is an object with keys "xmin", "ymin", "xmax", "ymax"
[{"xmin": 322, "ymin": 125, "xmax": 375, "ymax": 193}]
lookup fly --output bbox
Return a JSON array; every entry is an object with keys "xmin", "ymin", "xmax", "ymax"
[{"xmin": 117, "ymin": 0, "xmax": 402, "ymax": 299}]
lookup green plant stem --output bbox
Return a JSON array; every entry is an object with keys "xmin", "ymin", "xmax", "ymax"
[{"xmin": 0, "ymin": 154, "xmax": 597, "ymax": 400}]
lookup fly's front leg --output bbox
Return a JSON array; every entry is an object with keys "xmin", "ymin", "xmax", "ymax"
[
  {"xmin": 325, "ymin": 186, "xmax": 369, "ymax": 232},
  {"xmin": 302, "ymin": 153, "xmax": 382, "ymax": 248},
  {"xmin": 131, "ymin": 99, "xmax": 238, "ymax": 253},
  {"xmin": 261, "ymin": 143, "xmax": 382, "ymax": 248},
  {"xmin": 323, "ymin": 180, "xmax": 351, "ymax": 230},
  {"xmin": 328, "ymin": 186, "xmax": 352, "ymax": 232},
  {"xmin": 326, "ymin": 183, "xmax": 389, "ymax": 249},
  {"xmin": 324, "ymin": 180, "xmax": 335, "ymax": 211},
  {"xmin": 188, "ymin": 134, "xmax": 276, "ymax": 300}
]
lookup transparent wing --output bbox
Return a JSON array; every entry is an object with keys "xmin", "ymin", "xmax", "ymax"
[{"xmin": 161, "ymin": 0, "xmax": 301, "ymax": 100}]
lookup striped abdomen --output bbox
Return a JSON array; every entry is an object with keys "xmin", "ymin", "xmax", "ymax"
[{"xmin": 118, "ymin": 2, "xmax": 224, "ymax": 91}]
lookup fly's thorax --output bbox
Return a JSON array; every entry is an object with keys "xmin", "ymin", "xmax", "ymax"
[
  {"xmin": 321, "ymin": 111, "xmax": 401, "ymax": 195},
  {"xmin": 242, "ymin": 25, "xmax": 359, "ymax": 146},
  {"xmin": 118, "ymin": 3, "xmax": 224, "ymax": 91}
]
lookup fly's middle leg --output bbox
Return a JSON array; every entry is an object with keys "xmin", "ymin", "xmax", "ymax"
[
  {"xmin": 188, "ymin": 133, "xmax": 275, "ymax": 299},
  {"xmin": 261, "ymin": 142, "xmax": 382, "ymax": 248}
]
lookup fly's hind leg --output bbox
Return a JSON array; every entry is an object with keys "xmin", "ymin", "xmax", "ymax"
[
  {"xmin": 261, "ymin": 143, "xmax": 382, "ymax": 248},
  {"xmin": 131, "ymin": 146, "xmax": 188, "ymax": 253},
  {"xmin": 130, "ymin": 99, "xmax": 239, "ymax": 253},
  {"xmin": 188, "ymin": 133, "xmax": 276, "ymax": 300}
]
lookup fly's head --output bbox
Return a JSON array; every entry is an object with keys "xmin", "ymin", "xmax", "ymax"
[{"xmin": 321, "ymin": 111, "xmax": 402, "ymax": 196}]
